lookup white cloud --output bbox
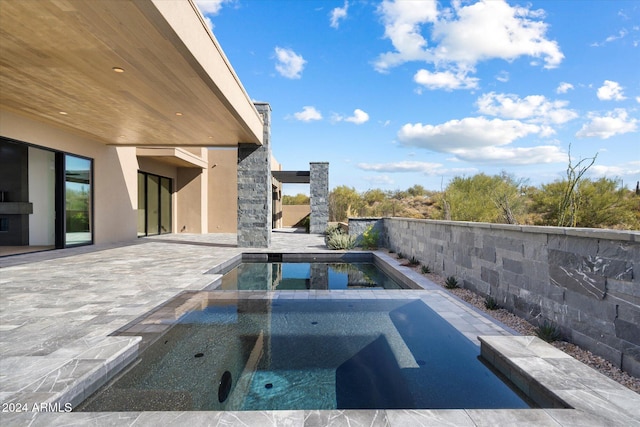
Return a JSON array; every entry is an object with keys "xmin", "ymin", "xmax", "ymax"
[
  {"xmin": 274, "ymin": 47, "xmax": 306, "ymax": 79},
  {"xmin": 345, "ymin": 109, "xmax": 369, "ymax": 124},
  {"xmin": 431, "ymin": 1, "xmax": 563, "ymax": 69},
  {"xmin": 362, "ymin": 175, "xmax": 395, "ymax": 186},
  {"xmin": 414, "ymin": 69, "xmax": 479, "ymax": 91},
  {"xmin": 357, "ymin": 161, "xmax": 443, "ymax": 173},
  {"xmin": 452, "ymin": 145, "xmax": 566, "ymax": 164},
  {"xmin": 374, "ymin": 0, "xmax": 438, "ymax": 72},
  {"xmin": 636, "ymin": 96, "xmax": 640, "ymax": 103},
  {"xmin": 293, "ymin": 106, "xmax": 322, "ymax": 122},
  {"xmin": 195, "ymin": 0, "xmax": 230, "ymax": 15},
  {"xmin": 591, "ymin": 29, "xmax": 629, "ymax": 47},
  {"xmin": 330, "ymin": 1, "xmax": 349, "ymax": 29},
  {"xmin": 556, "ymin": 82, "xmax": 574, "ymax": 94},
  {"xmin": 398, "ymin": 117, "xmax": 548, "ymax": 152},
  {"xmin": 590, "ymin": 162, "xmax": 640, "ymax": 178},
  {"xmin": 597, "ymin": 80, "xmax": 626, "ymax": 101},
  {"xmin": 576, "ymin": 109, "xmax": 638, "ymax": 139},
  {"xmin": 496, "ymin": 71, "xmax": 510, "ymax": 83},
  {"xmin": 476, "ymin": 92, "xmax": 578, "ymax": 124},
  {"xmin": 375, "ymin": 0, "xmax": 563, "ymax": 75}
]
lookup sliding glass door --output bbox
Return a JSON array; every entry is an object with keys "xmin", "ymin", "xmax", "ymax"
[
  {"xmin": 64, "ymin": 154, "xmax": 92, "ymax": 246},
  {"xmin": 138, "ymin": 172, "xmax": 172, "ymax": 237}
]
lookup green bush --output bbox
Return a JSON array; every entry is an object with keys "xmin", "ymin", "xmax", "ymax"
[
  {"xmin": 421, "ymin": 265, "xmax": 431, "ymax": 274},
  {"xmin": 445, "ymin": 276, "xmax": 459, "ymax": 289},
  {"xmin": 361, "ymin": 225, "xmax": 380, "ymax": 249},
  {"xmin": 409, "ymin": 256, "xmax": 420, "ymax": 266}
]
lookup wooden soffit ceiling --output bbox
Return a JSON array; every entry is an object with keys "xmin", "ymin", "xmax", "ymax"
[{"xmin": 0, "ymin": 0, "xmax": 263, "ymax": 147}]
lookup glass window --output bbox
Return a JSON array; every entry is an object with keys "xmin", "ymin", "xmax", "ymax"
[
  {"xmin": 64, "ymin": 154, "xmax": 92, "ymax": 246},
  {"xmin": 160, "ymin": 177, "xmax": 171, "ymax": 234},
  {"xmin": 137, "ymin": 172, "xmax": 146, "ymax": 237},
  {"xmin": 146, "ymin": 175, "xmax": 159, "ymax": 236}
]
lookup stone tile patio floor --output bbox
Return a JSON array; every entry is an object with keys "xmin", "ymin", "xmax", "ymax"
[{"xmin": 0, "ymin": 233, "xmax": 638, "ymax": 426}]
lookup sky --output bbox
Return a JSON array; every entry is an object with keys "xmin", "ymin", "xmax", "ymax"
[{"xmin": 196, "ymin": 0, "xmax": 640, "ymax": 195}]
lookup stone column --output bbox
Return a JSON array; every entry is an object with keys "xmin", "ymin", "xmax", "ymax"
[
  {"xmin": 237, "ymin": 103, "xmax": 272, "ymax": 248},
  {"xmin": 310, "ymin": 162, "xmax": 329, "ymax": 234}
]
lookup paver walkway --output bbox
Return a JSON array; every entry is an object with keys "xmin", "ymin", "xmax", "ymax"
[{"xmin": 1, "ymin": 233, "xmax": 638, "ymax": 426}]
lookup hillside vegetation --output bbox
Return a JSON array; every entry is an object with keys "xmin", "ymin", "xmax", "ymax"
[{"xmin": 327, "ymin": 174, "xmax": 640, "ymax": 230}]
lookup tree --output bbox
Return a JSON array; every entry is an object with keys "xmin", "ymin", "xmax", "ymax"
[
  {"xmin": 329, "ymin": 186, "xmax": 363, "ymax": 222},
  {"xmin": 557, "ymin": 147, "xmax": 597, "ymax": 227},
  {"xmin": 406, "ymin": 184, "xmax": 427, "ymax": 197},
  {"xmin": 436, "ymin": 173, "xmax": 524, "ymax": 223},
  {"xmin": 282, "ymin": 193, "xmax": 310, "ymax": 205}
]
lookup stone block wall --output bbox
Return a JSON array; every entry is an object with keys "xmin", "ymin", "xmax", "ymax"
[
  {"xmin": 309, "ymin": 162, "xmax": 329, "ymax": 234},
  {"xmin": 348, "ymin": 218, "xmax": 385, "ymax": 247},
  {"xmin": 237, "ymin": 103, "xmax": 272, "ymax": 248},
  {"xmin": 353, "ymin": 217, "xmax": 640, "ymax": 377}
]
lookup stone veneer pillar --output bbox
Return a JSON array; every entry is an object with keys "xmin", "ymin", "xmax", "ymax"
[
  {"xmin": 237, "ymin": 103, "xmax": 272, "ymax": 248},
  {"xmin": 309, "ymin": 162, "xmax": 329, "ymax": 234}
]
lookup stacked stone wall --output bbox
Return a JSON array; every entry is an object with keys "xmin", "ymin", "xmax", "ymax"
[
  {"xmin": 353, "ymin": 217, "xmax": 640, "ymax": 377},
  {"xmin": 309, "ymin": 162, "xmax": 329, "ymax": 234},
  {"xmin": 237, "ymin": 103, "xmax": 272, "ymax": 248}
]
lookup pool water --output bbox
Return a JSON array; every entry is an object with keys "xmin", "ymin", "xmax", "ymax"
[
  {"xmin": 80, "ymin": 297, "xmax": 531, "ymax": 411},
  {"xmin": 218, "ymin": 262, "xmax": 404, "ymax": 290}
]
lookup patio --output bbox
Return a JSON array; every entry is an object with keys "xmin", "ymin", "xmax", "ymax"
[{"xmin": 1, "ymin": 233, "xmax": 638, "ymax": 426}]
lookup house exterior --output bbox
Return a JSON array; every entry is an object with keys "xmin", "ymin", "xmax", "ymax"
[{"xmin": 0, "ymin": 0, "xmax": 296, "ymax": 254}]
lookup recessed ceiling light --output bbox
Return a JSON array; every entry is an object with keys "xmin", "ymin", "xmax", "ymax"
[
  {"xmin": 175, "ymin": 112, "xmax": 183, "ymax": 116},
  {"xmin": 59, "ymin": 111, "xmax": 68, "ymax": 115},
  {"xmin": 112, "ymin": 67, "xmax": 125, "ymax": 73}
]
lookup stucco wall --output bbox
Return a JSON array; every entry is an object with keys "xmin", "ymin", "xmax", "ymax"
[
  {"xmin": 1, "ymin": 110, "xmax": 138, "ymax": 244},
  {"xmin": 351, "ymin": 217, "xmax": 640, "ymax": 377},
  {"xmin": 282, "ymin": 205, "xmax": 310, "ymax": 227},
  {"xmin": 207, "ymin": 148, "xmax": 237, "ymax": 232}
]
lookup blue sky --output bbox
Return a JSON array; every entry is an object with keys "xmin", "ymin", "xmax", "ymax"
[{"xmin": 196, "ymin": 0, "xmax": 639, "ymax": 195}]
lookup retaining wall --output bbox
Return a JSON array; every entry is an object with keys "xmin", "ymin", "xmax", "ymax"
[{"xmin": 349, "ymin": 217, "xmax": 640, "ymax": 377}]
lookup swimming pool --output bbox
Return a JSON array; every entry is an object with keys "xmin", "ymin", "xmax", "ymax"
[
  {"xmin": 217, "ymin": 261, "xmax": 404, "ymax": 290},
  {"xmin": 79, "ymin": 294, "xmax": 532, "ymax": 411}
]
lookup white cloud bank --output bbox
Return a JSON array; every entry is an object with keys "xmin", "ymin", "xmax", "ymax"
[
  {"xmin": 358, "ymin": 161, "xmax": 443, "ymax": 173},
  {"xmin": 292, "ymin": 106, "xmax": 322, "ymax": 122},
  {"xmin": 477, "ymin": 92, "xmax": 578, "ymax": 124},
  {"xmin": 576, "ymin": 109, "xmax": 637, "ymax": 139},
  {"xmin": 375, "ymin": 0, "xmax": 563, "ymax": 88},
  {"xmin": 597, "ymin": 80, "xmax": 626, "ymax": 101},
  {"xmin": 274, "ymin": 47, "xmax": 306, "ymax": 79},
  {"xmin": 330, "ymin": 1, "xmax": 349, "ymax": 29},
  {"xmin": 398, "ymin": 117, "xmax": 547, "ymax": 152}
]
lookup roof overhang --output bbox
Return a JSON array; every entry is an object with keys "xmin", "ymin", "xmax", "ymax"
[
  {"xmin": 137, "ymin": 147, "xmax": 208, "ymax": 168},
  {"xmin": 272, "ymin": 171, "xmax": 311, "ymax": 184},
  {"xmin": 0, "ymin": 0, "xmax": 263, "ymax": 147}
]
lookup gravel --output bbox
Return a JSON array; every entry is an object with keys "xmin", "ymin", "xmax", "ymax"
[{"xmin": 393, "ymin": 254, "xmax": 640, "ymax": 394}]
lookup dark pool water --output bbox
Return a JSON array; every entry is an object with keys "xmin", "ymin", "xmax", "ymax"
[
  {"xmin": 79, "ymin": 298, "xmax": 531, "ymax": 411},
  {"xmin": 218, "ymin": 262, "xmax": 405, "ymax": 290}
]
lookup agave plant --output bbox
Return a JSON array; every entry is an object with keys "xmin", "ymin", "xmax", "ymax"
[
  {"xmin": 536, "ymin": 320, "xmax": 562, "ymax": 343},
  {"xmin": 444, "ymin": 276, "xmax": 459, "ymax": 289}
]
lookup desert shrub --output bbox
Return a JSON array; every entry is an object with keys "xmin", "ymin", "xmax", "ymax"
[
  {"xmin": 326, "ymin": 232, "xmax": 357, "ymax": 250},
  {"xmin": 536, "ymin": 321, "xmax": 562, "ymax": 343},
  {"xmin": 484, "ymin": 296, "xmax": 499, "ymax": 310},
  {"xmin": 421, "ymin": 265, "xmax": 431, "ymax": 274},
  {"xmin": 361, "ymin": 225, "xmax": 380, "ymax": 249},
  {"xmin": 445, "ymin": 276, "xmax": 459, "ymax": 289}
]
